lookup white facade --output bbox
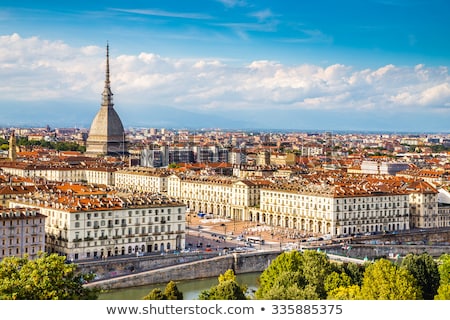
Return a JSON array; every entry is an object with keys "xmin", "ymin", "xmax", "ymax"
[
  {"xmin": 258, "ymin": 186, "xmax": 410, "ymax": 236},
  {"xmin": 114, "ymin": 168, "xmax": 169, "ymax": 193},
  {"xmin": 167, "ymin": 174, "xmax": 261, "ymax": 221}
]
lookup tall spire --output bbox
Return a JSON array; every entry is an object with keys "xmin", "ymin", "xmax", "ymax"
[
  {"xmin": 102, "ymin": 42, "xmax": 114, "ymax": 108},
  {"xmin": 9, "ymin": 130, "xmax": 16, "ymax": 161}
]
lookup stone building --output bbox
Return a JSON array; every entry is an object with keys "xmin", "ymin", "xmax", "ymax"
[
  {"xmin": 9, "ymin": 184, "xmax": 186, "ymax": 260},
  {"xmin": 0, "ymin": 207, "xmax": 46, "ymax": 260}
]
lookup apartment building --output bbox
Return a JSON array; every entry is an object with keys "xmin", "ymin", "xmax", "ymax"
[
  {"xmin": 0, "ymin": 161, "xmax": 119, "ymax": 185},
  {"xmin": 258, "ymin": 180, "xmax": 410, "ymax": 236},
  {"xmin": 0, "ymin": 208, "xmax": 46, "ymax": 260},
  {"xmin": 407, "ymin": 181, "xmax": 439, "ymax": 228},
  {"xmin": 114, "ymin": 167, "xmax": 170, "ymax": 193},
  {"xmin": 360, "ymin": 160, "xmax": 410, "ymax": 175},
  {"xmin": 167, "ymin": 174, "xmax": 264, "ymax": 222},
  {"xmin": 167, "ymin": 168, "xmax": 447, "ymax": 236},
  {"xmin": 9, "ymin": 184, "xmax": 186, "ymax": 260}
]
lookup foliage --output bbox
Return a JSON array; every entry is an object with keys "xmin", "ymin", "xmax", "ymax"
[
  {"xmin": 255, "ymin": 252, "xmax": 444, "ymax": 300},
  {"xmin": 324, "ymin": 271, "xmax": 352, "ymax": 293},
  {"xmin": 256, "ymin": 250, "xmax": 333, "ymax": 300},
  {"xmin": 164, "ymin": 281, "xmax": 184, "ymax": 300},
  {"xmin": 359, "ymin": 258, "xmax": 422, "ymax": 300},
  {"xmin": 400, "ymin": 253, "xmax": 440, "ymax": 300},
  {"xmin": 198, "ymin": 269, "xmax": 248, "ymax": 300},
  {"xmin": 256, "ymin": 250, "xmax": 304, "ymax": 299},
  {"xmin": 434, "ymin": 284, "xmax": 450, "ymax": 300},
  {"xmin": 327, "ymin": 285, "xmax": 362, "ymax": 300},
  {"xmin": 143, "ymin": 288, "xmax": 166, "ymax": 300},
  {"xmin": 142, "ymin": 281, "xmax": 183, "ymax": 300},
  {"xmin": 434, "ymin": 254, "xmax": 450, "ymax": 300},
  {"xmin": 14, "ymin": 137, "xmax": 85, "ymax": 152},
  {"xmin": 437, "ymin": 254, "xmax": 450, "ymax": 285},
  {"xmin": 340, "ymin": 262, "xmax": 366, "ymax": 286},
  {"xmin": 0, "ymin": 253, "xmax": 98, "ymax": 300}
]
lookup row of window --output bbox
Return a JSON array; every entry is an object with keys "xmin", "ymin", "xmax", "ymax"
[{"xmin": 72, "ymin": 207, "xmax": 183, "ymax": 221}]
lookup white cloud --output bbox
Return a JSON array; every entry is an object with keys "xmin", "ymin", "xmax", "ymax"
[{"xmin": 1, "ymin": 33, "xmax": 449, "ymax": 117}]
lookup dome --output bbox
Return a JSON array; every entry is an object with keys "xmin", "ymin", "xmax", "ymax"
[{"xmin": 85, "ymin": 44, "xmax": 128, "ymax": 156}]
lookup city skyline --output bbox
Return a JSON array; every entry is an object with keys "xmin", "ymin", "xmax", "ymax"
[{"xmin": 0, "ymin": 0, "xmax": 449, "ymax": 132}]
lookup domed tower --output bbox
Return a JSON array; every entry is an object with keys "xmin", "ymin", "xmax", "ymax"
[{"xmin": 85, "ymin": 44, "xmax": 128, "ymax": 156}]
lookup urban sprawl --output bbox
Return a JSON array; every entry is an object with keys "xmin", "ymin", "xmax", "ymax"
[{"xmin": 1, "ymin": 45, "xmax": 450, "ymax": 263}]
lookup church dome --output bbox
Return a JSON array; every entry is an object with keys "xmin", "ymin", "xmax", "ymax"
[{"xmin": 85, "ymin": 44, "xmax": 127, "ymax": 156}]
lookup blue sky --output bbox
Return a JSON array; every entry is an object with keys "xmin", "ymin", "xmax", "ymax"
[{"xmin": 0, "ymin": 0, "xmax": 449, "ymax": 132}]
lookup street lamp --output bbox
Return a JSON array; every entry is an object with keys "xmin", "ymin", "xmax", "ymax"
[
  {"xmin": 186, "ymin": 213, "xmax": 191, "ymax": 235},
  {"xmin": 220, "ymin": 223, "xmax": 227, "ymax": 237}
]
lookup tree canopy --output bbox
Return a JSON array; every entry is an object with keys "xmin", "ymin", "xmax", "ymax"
[
  {"xmin": 359, "ymin": 258, "xmax": 422, "ymax": 300},
  {"xmin": 142, "ymin": 281, "xmax": 183, "ymax": 300},
  {"xmin": 198, "ymin": 269, "xmax": 248, "ymax": 300},
  {"xmin": 256, "ymin": 250, "xmax": 336, "ymax": 300},
  {"xmin": 400, "ymin": 253, "xmax": 440, "ymax": 300},
  {"xmin": 0, "ymin": 253, "xmax": 98, "ymax": 300}
]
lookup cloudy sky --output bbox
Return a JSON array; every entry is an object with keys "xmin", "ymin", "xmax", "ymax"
[{"xmin": 0, "ymin": 0, "xmax": 449, "ymax": 132}]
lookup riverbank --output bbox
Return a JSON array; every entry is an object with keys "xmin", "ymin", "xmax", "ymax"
[
  {"xmin": 98, "ymin": 272, "xmax": 261, "ymax": 300},
  {"xmin": 84, "ymin": 250, "xmax": 281, "ymax": 290}
]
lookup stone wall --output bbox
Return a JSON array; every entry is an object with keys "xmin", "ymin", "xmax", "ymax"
[
  {"xmin": 77, "ymin": 251, "xmax": 219, "ymax": 281},
  {"xmin": 84, "ymin": 251, "xmax": 281, "ymax": 290}
]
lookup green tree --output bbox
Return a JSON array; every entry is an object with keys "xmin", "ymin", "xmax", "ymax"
[
  {"xmin": 256, "ymin": 251, "xmax": 304, "ymax": 299},
  {"xmin": 434, "ymin": 254, "xmax": 450, "ymax": 300},
  {"xmin": 324, "ymin": 271, "xmax": 352, "ymax": 293},
  {"xmin": 400, "ymin": 253, "xmax": 440, "ymax": 300},
  {"xmin": 143, "ymin": 281, "xmax": 183, "ymax": 300},
  {"xmin": 256, "ymin": 250, "xmax": 333, "ymax": 300},
  {"xmin": 360, "ymin": 259, "xmax": 422, "ymax": 300},
  {"xmin": 198, "ymin": 269, "xmax": 248, "ymax": 300},
  {"xmin": 143, "ymin": 288, "xmax": 166, "ymax": 300},
  {"xmin": 437, "ymin": 254, "xmax": 450, "ymax": 285},
  {"xmin": 327, "ymin": 285, "xmax": 362, "ymax": 300},
  {"xmin": 164, "ymin": 281, "xmax": 183, "ymax": 300},
  {"xmin": 0, "ymin": 253, "xmax": 98, "ymax": 300},
  {"xmin": 434, "ymin": 284, "xmax": 450, "ymax": 300},
  {"xmin": 341, "ymin": 262, "xmax": 366, "ymax": 286},
  {"xmin": 260, "ymin": 271, "xmax": 319, "ymax": 300}
]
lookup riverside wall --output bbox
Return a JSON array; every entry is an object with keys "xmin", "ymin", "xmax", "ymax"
[{"xmin": 84, "ymin": 250, "xmax": 281, "ymax": 290}]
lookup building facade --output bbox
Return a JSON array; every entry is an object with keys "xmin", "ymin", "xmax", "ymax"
[
  {"xmin": 0, "ymin": 208, "xmax": 46, "ymax": 260},
  {"xmin": 9, "ymin": 187, "xmax": 186, "ymax": 260},
  {"xmin": 167, "ymin": 174, "xmax": 263, "ymax": 222}
]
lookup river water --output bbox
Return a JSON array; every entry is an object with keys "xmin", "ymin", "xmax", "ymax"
[{"xmin": 98, "ymin": 272, "xmax": 261, "ymax": 300}]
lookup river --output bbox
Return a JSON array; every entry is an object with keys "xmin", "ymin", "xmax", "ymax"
[{"xmin": 98, "ymin": 272, "xmax": 261, "ymax": 300}]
